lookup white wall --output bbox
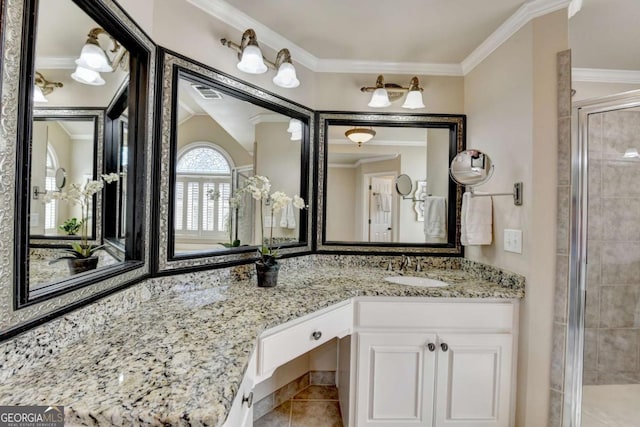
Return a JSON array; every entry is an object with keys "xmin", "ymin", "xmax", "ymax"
[
  {"xmin": 573, "ymin": 81, "xmax": 640, "ymax": 102},
  {"xmin": 464, "ymin": 9, "xmax": 567, "ymax": 427}
]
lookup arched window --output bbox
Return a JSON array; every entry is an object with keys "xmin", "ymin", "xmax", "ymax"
[
  {"xmin": 174, "ymin": 143, "xmax": 233, "ymax": 240},
  {"xmin": 44, "ymin": 145, "xmax": 58, "ymax": 231}
]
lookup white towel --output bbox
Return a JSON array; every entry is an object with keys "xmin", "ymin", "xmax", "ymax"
[
  {"xmin": 461, "ymin": 192, "xmax": 493, "ymax": 246},
  {"xmin": 381, "ymin": 194, "xmax": 392, "ymax": 212},
  {"xmin": 423, "ymin": 196, "xmax": 447, "ymax": 238},
  {"xmin": 279, "ymin": 201, "xmax": 296, "ymax": 229}
]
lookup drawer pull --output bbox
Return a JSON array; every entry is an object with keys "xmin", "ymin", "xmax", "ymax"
[
  {"xmin": 311, "ymin": 331, "xmax": 322, "ymax": 340},
  {"xmin": 426, "ymin": 343, "xmax": 436, "ymax": 352},
  {"xmin": 441, "ymin": 343, "xmax": 449, "ymax": 352},
  {"xmin": 242, "ymin": 392, "xmax": 253, "ymax": 408}
]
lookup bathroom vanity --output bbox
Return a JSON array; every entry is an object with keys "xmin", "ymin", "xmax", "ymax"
[{"xmin": 0, "ymin": 257, "xmax": 523, "ymax": 427}]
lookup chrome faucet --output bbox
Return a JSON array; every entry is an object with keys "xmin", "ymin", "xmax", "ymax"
[{"xmin": 399, "ymin": 255, "xmax": 412, "ymax": 272}]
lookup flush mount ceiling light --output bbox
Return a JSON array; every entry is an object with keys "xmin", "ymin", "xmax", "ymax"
[
  {"xmin": 33, "ymin": 71, "xmax": 63, "ymax": 103},
  {"xmin": 624, "ymin": 148, "xmax": 639, "ymax": 158},
  {"xmin": 361, "ymin": 75, "xmax": 425, "ymax": 109},
  {"xmin": 72, "ymin": 27, "xmax": 128, "ymax": 86},
  {"xmin": 345, "ymin": 127, "xmax": 376, "ymax": 147},
  {"xmin": 221, "ymin": 29, "xmax": 300, "ymax": 89}
]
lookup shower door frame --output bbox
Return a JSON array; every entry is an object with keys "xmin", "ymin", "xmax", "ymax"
[{"xmin": 564, "ymin": 89, "xmax": 640, "ymax": 427}]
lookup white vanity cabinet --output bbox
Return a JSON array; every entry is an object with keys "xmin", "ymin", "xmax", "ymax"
[{"xmin": 351, "ymin": 298, "xmax": 518, "ymax": 427}]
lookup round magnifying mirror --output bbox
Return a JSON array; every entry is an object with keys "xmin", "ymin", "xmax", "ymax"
[
  {"xmin": 449, "ymin": 150, "xmax": 494, "ymax": 186},
  {"xmin": 395, "ymin": 174, "xmax": 413, "ymax": 196},
  {"xmin": 55, "ymin": 167, "xmax": 66, "ymax": 190}
]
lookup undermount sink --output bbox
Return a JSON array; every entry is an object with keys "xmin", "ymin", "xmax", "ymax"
[{"xmin": 384, "ymin": 276, "xmax": 450, "ymax": 287}]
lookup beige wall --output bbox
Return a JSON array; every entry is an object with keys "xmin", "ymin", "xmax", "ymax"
[
  {"xmin": 464, "ymin": 9, "xmax": 567, "ymax": 427},
  {"xmin": 177, "ymin": 115, "xmax": 253, "ymax": 167},
  {"xmin": 573, "ymin": 81, "xmax": 640, "ymax": 102},
  {"xmin": 426, "ymin": 128, "xmax": 450, "ymax": 244},
  {"xmin": 326, "ymin": 167, "xmax": 357, "ymax": 241}
]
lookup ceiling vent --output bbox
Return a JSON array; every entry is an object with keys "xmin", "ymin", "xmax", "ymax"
[{"xmin": 191, "ymin": 84, "xmax": 223, "ymax": 100}]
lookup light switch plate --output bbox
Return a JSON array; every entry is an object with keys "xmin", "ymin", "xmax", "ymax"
[{"xmin": 504, "ymin": 229, "xmax": 523, "ymax": 254}]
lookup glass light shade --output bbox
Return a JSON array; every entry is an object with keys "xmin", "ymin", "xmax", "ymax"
[
  {"xmin": 345, "ymin": 128, "xmax": 376, "ymax": 145},
  {"xmin": 402, "ymin": 90, "xmax": 425, "ymax": 109},
  {"xmin": 273, "ymin": 62, "xmax": 300, "ymax": 88},
  {"xmin": 287, "ymin": 118, "xmax": 302, "ymax": 133},
  {"xmin": 368, "ymin": 88, "xmax": 391, "ymax": 108},
  {"xmin": 33, "ymin": 85, "xmax": 48, "ymax": 103},
  {"xmin": 71, "ymin": 65, "xmax": 106, "ymax": 86},
  {"xmin": 290, "ymin": 130, "xmax": 302, "ymax": 141},
  {"xmin": 623, "ymin": 148, "xmax": 639, "ymax": 158},
  {"xmin": 76, "ymin": 42, "xmax": 113, "ymax": 72},
  {"xmin": 237, "ymin": 45, "xmax": 268, "ymax": 74}
]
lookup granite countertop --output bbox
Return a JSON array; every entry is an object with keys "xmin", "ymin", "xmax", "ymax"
[{"xmin": 0, "ymin": 263, "xmax": 524, "ymax": 426}]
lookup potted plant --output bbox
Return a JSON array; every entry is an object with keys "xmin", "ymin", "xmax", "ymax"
[
  {"xmin": 58, "ymin": 217, "xmax": 83, "ymax": 235},
  {"xmin": 45, "ymin": 173, "xmax": 120, "ymax": 274},
  {"xmin": 231, "ymin": 175, "xmax": 306, "ymax": 287}
]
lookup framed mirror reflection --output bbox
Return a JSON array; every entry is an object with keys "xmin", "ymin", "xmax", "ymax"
[
  {"xmin": 8, "ymin": 0, "xmax": 156, "ymax": 309},
  {"xmin": 156, "ymin": 50, "xmax": 313, "ymax": 272},
  {"xmin": 317, "ymin": 112, "xmax": 465, "ymax": 255}
]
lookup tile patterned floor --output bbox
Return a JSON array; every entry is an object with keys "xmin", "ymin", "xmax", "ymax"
[
  {"xmin": 254, "ymin": 385, "xmax": 343, "ymax": 427},
  {"xmin": 582, "ymin": 384, "xmax": 640, "ymax": 427}
]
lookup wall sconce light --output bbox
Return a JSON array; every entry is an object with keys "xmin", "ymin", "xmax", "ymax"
[
  {"xmin": 220, "ymin": 29, "xmax": 300, "ymax": 89},
  {"xmin": 361, "ymin": 75, "xmax": 425, "ymax": 109},
  {"xmin": 345, "ymin": 127, "xmax": 376, "ymax": 147},
  {"xmin": 34, "ymin": 71, "xmax": 63, "ymax": 103},
  {"xmin": 72, "ymin": 27, "xmax": 127, "ymax": 86},
  {"xmin": 287, "ymin": 118, "xmax": 302, "ymax": 141}
]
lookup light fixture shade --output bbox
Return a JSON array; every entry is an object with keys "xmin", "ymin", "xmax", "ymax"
[
  {"xmin": 402, "ymin": 90, "xmax": 425, "ymax": 109},
  {"xmin": 624, "ymin": 148, "xmax": 639, "ymax": 158},
  {"xmin": 33, "ymin": 85, "xmax": 48, "ymax": 103},
  {"xmin": 345, "ymin": 128, "xmax": 376, "ymax": 146},
  {"xmin": 287, "ymin": 118, "xmax": 302, "ymax": 133},
  {"xmin": 237, "ymin": 44, "xmax": 268, "ymax": 74},
  {"xmin": 290, "ymin": 130, "xmax": 302, "ymax": 141},
  {"xmin": 71, "ymin": 65, "xmax": 106, "ymax": 86},
  {"xmin": 273, "ymin": 62, "xmax": 300, "ymax": 88},
  {"xmin": 368, "ymin": 88, "xmax": 391, "ymax": 108},
  {"xmin": 76, "ymin": 42, "xmax": 113, "ymax": 72}
]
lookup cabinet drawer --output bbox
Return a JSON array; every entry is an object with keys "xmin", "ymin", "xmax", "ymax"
[
  {"xmin": 356, "ymin": 300, "xmax": 515, "ymax": 331},
  {"xmin": 258, "ymin": 303, "xmax": 352, "ymax": 376}
]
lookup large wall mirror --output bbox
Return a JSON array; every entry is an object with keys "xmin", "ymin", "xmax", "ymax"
[
  {"xmin": 156, "ymin": 50, "xmax": 313, "ymax": 272},
  {"xmin": 317, "ymin": 112, "xmax": 465, "ymax": 255},
  {"xmin": 1, "ymin": 0, "xmax": 156, "ymax": 322}
]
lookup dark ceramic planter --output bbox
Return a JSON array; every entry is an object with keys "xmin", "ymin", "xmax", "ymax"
[
  {"xmin": 67, "ymin": 256, "xmax": 99, "ymax": 275},
  {"xmin": 256, "ymin": 261, "xmax": 280, "ymax": 287}
]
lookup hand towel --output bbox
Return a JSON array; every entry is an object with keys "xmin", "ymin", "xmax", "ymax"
[
  {"xmin": 381, "ymin": 194, "xmax": 392, "ymax": 212},
  {"xmin": 461, "ymin": 192, "xmax": 493, "ymax": 246},
  {"xmin": 423, "ymin": 196, "xmax": 447, "ymax": 238},
  {"xmin": 279, "ymin": 201, "xmax": 296, "ymax": 229}
]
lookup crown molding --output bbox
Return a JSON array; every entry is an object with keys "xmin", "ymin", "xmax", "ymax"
[
  {"xmin": 461, "ymin": 0, "xmax": 571, "ymax": 75},
  {"xmin": 188, "ymin": 0, "xmax": 569, "ymax": 77},
  {"xmin": 315, "ymin": 59, "xmax": 463, "ymax": 76},
  {"xmin": 35, "ymin": 56, "xmax": 77, "ymax": 70},
  {"xmin": 328, "ymin": 153, "xmax": 400, "ymax": 168},
  {"xmin": 249, "ymin": 113, "xmax": 289, "ymax": 125},
  {"xmin": 572, "ymin": 68, "xmax": 640, "ymax": 84}
]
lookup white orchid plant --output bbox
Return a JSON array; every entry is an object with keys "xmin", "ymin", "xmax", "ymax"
[
  {"xmin": 231, "ymin": 175, "xmax": 306, "ymax": 265},
  {"xmin": 45, "ymin": 173, "xmax": 120, "ymax": 260}
]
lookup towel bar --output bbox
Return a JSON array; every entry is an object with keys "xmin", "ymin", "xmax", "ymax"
[{"xmin": 469, "ymin": 182, "xmax": 523, "ymax": 206}]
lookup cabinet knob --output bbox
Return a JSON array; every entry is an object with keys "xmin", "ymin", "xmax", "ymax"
[
  {"xmin": 242, "ymin": 392, "xmax": 253, "ymax": 408},
  {"xmin": 426, "ymin": 343, "xmax": 436, "ymax": 352},
  {"xmin": 441, "ymin": 343, "xmax": 449, "ymax": 352},
  {"xmin": 311, "ymin": 331, "xmax": 322, "ymax": 340}
]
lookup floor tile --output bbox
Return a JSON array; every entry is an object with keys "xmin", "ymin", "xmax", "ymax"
[
  {"xmin": 254, "ymin": 400, "xmax": 291, "ymax": 427},
  {"xmin": 582, "ymin": 384, "xmax": 640, "ymax": 427},
  {"xmin": 290, "ymin": 401, "xmax": 342, "ymax": 427},
  {"xmin": 293, "ymin": 385, "xmax": 339, "ymax": 401}
]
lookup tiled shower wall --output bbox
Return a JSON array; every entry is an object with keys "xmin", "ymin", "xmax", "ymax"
[{"xmin": 583, "ymin": 110, "xmax": 640, "ymax": 385}]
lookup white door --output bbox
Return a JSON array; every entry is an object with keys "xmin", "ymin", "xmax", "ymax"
[
  {"xmin": 356, "ymin": 332, "xmax": 437, "ymax": 427},
  {"xmin": 369, "ymin": 176, "xmax": 394, "ymax": 242},
  {"xmin": 434, "ymin": 333, "xmax": 513, "ymax": 427}
]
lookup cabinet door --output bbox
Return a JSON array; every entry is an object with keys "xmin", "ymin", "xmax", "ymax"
[
  {"xmin": 356, "ymin": 332, "xmax": 437, "ymax": 427},
  {"xmin": 434, "ymin": 333, "xmax": 513, "ymax": 427}
]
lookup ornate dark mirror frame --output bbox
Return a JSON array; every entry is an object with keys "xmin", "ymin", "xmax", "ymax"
[
  {"xmin": 316, "ymin": 112, "xmax": 465, "ymax": 255},
  {"xmin": 155, "ymin": 49, "xmax": 314, "ymax": 273},
  {"xmin": 29, "ymin": 108, "xmax": 104, "ymax": 246},
  {"xmin": 0, "ymin": 0, "xmax": 156, "ymax": 334}
]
